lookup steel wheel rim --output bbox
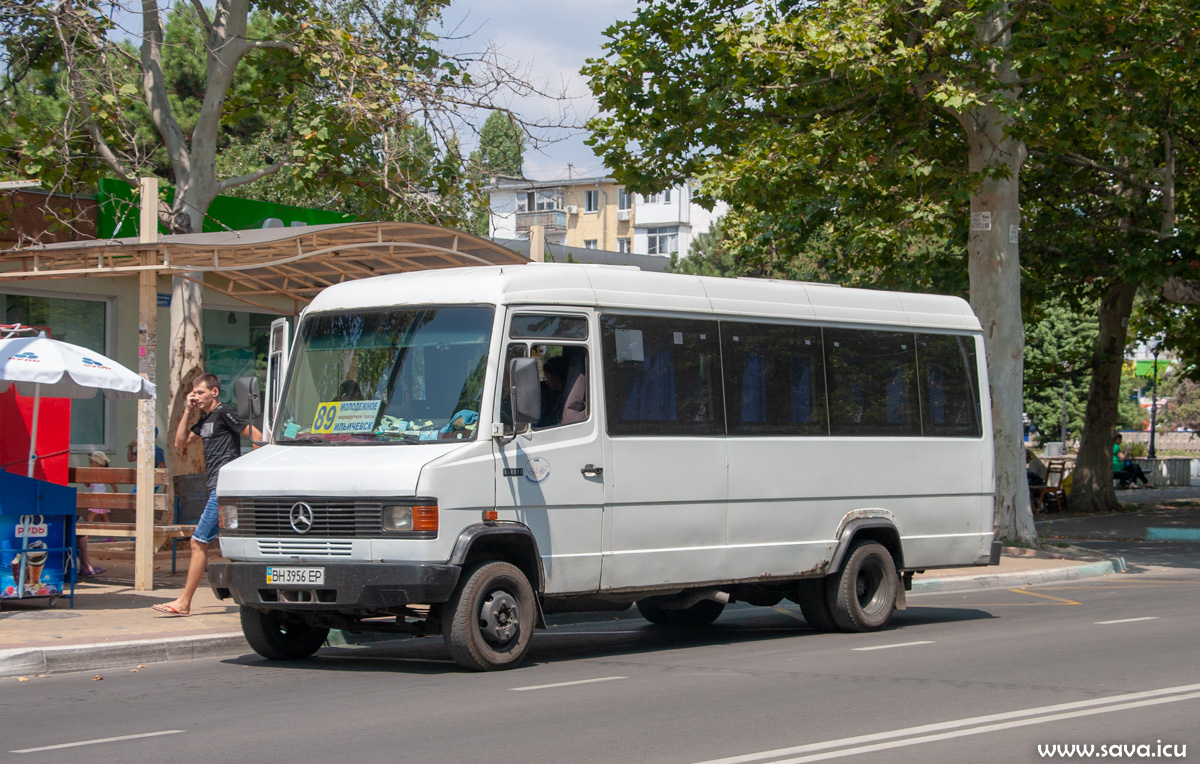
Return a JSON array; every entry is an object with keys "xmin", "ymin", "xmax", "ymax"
[
  {"xmin": 856, "ymin": 560, "xmax": 886, "ymax": 613},
  {"xmin": 479, "ymin": 588, "xmax": 520, "ymax": 646}
]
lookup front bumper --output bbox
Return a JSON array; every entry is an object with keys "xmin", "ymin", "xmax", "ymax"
[{"xmin": 208, "ymin": 561, "xmax": 461, "ymax": 612}]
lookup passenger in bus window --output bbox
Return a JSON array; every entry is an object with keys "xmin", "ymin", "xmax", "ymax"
[{"xmin": 536, "ymin": 355, "xmax": 568, "ymax": 428}]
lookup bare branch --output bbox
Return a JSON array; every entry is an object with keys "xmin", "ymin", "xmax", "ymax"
[
  {"xmin": 1161, "ymin": 276, "xmax": 1200, "ymax": 306},
  {"xmin": 187, "ymin": 0, "xmax": 213, "ymax": 35},
  {"xmin": 217, "ymin": 162, "xmax": 287, "ymax": 192},
  {"xmin": 139, "ymin": 0, "xmax": 191, "ymax": 171}
]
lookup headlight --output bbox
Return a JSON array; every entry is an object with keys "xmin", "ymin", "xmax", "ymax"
[
  {"xmin": 382, "ymin": 505, "xmax": 413, "ymax": 531},
  {"xmin": 382, "ymin": 503, "xmax": 438, "ymax": 533},
  {"xmin": 219, "ymin": 502, "xmax": 239, "ymax": 529}
]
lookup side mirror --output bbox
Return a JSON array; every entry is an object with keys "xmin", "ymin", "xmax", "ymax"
[
  {"xmin": 509, "ymin": 357, "xmax": 541, "ymax": 427},
  {"xmin": 235, "ymin": 376, "xmax": 262, "ymax": 420}
]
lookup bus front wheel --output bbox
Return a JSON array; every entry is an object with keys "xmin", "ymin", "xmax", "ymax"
[
  {"xmin": 443, "ymin": 561, "xmax": 536, "ymax": 671},
  {"xmin": 828, "ymin": 541, "xmax": 899, "ymax": 632}
]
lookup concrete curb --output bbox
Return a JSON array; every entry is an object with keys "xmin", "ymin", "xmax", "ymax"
[
  {"xmin": 911, "ymin": 558, "xmax": 1124, "ymax": 594},
  {"xmin": 0, "ymin": 632, "xmax": 248, "ymax": 678}
]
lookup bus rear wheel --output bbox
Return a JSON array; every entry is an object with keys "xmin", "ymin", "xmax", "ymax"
[
  {"xmin": 793, "ymin": 579, "xmax": 838, "ymax": 632},
  {"xmin": 443, "ymin": 561, "xmax": 535, "ymax": 671},
  {"xmin": 828, "ymin": 541, "xmax": 899, "ymax": 632},
  {"xmin": 240, "ymin": 606, "xmax": 329, "ymax": 660}
]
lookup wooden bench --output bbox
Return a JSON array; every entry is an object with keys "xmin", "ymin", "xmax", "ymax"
[{"xmin": 70, "ymin": 466, "xmax": 196, "ymax": 552}]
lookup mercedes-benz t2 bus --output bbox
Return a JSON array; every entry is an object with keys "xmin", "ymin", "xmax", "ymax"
[{"xmin": 209, "ymin": 264, "xmax": 998, "ymax": 671}]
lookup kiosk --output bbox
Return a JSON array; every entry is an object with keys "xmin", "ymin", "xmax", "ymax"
[{"xmin": 0, "ymin": 471, "xmax": 77, "ymax": 607}]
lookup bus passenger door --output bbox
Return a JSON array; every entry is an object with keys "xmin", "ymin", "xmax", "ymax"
[{"xmin": 494, "ymin": 313, "xmax": 604, "ymax": 595}]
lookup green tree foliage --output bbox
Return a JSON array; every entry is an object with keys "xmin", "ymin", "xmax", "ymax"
[
  {"xmin": 1, "ymin": 0, "xmax": 553, "ymax": 233},
  {"xmin": 1023, "ymin": 302, "xmax": 1095, "ymax": 443},
  {"xmin": 463, "ymin": 110, "xmax": 525, "ymax": 237},
  {"xmin": 1159, "ymin": 369, "xmax": 1200, "ymax": 432},
  {"xmin": 583, "ymin": 0, "xmax": 1200, "ymax": 528},
  {"xmin": 474, "ymin": 111, "xmax": 524, "ymax": 178}
]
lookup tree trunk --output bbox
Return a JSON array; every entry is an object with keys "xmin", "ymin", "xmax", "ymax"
[
  {"xmin": 959, "ymin": 7, "xmax": 1037, "ymax": 546},
  {"xmin": 168, "ymin": 273, "xmax": 206, "ymax": 480},
  {"xmin": 1070, "ymin": 279, "xmax": 1136, "ymax": 513}
]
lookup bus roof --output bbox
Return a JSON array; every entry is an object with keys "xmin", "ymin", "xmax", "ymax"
[{"xmin": 305, "ymin": 263, "xmax": 981, "ymax": 332}]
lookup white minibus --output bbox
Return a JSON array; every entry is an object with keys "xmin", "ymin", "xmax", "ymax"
[{"xmin": 210, "ymin": 264, "xmax": 998, "ymax": 671}]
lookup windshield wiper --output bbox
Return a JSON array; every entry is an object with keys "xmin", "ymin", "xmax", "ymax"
[{"xmin": 281, "ymin": 435, "xmax": 332, "ymax": 446}]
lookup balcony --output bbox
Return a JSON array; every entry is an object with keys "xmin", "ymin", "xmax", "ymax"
[{"xmin": 516, "ymin": 210, "xmax": 567, "ymax": 234}]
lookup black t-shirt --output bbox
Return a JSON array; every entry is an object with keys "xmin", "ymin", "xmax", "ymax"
[{"xmin": 191, "ymin": 403, "xmax": 247, "ymax": 491}]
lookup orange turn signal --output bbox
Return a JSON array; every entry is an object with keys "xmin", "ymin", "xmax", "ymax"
[
  {"xmin": 412, "ymin": 504, "xmax": 439, "ymax": 532},
  {"xmin": 482, "ymin": 509, "xmax": 498, "ymax": 522}
]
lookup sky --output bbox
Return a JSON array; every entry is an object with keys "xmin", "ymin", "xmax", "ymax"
[{"xmin": 435, "ymin": 0, "xmax": 640, "ymax": 181}]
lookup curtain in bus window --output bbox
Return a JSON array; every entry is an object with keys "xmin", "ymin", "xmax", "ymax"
[
  {"xmin": 741, "ymin": 353, "xmax": 766, "ymax": 422},
  {"xmin": 721, "ymin": 321, "xmax": 826, "ymax": 436},
  {"xmin": 917, "ymin": 333, "xmax": 982, "ymax": 437},
  {"xmin": 601, "ymin": 315, "xmax": 724, "ymax": 436},
  {"xmin": 789, "ymin": 355, "xmax": 814, "ymax": 424},
  {"xmin": 826, "ymin": 328, "xmax": 920, "ymax": 437},
  {"xmin": 620, "ymin": 345, "xmax": 676, "ymax": 421}
]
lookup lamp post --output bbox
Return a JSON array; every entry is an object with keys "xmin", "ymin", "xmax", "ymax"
[{"xmin": 1149, "ymin": 342, "xmax": 1161, "ymax": 460}]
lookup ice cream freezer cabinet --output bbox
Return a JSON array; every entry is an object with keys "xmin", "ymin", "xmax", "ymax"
[{"xmin": 0, "ymin": 470, "xmax": 76, "ymax": 607}]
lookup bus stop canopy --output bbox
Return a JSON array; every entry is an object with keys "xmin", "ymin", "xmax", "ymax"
[
  {"xmin": 0, "ymin": 221, "xmax": 528, "ymax": 592},
  {"xmin": 0, "ymin": 221, "xmax": 528, "ymax": 311}
]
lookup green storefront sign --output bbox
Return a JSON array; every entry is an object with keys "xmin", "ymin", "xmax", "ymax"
[{"xmin": 97, "ymin": 178, "xmax": 356, "ymax": 238}]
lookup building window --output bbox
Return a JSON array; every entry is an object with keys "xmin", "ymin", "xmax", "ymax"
[
  {"xmin": 617, "ymin": 188, "xmax": 632, "ymax": 211},
  {"xmin": 618, "ymin": 238, "xmax": 631, "ymax": 253},
  {"xmin": 584, "ymin": 190, "xmax": 600, "ymax": 213},
  {"xmin": 1, "ymin": 292, "xmax": 109, "ymax": 448},
  {"xmin": 525, "ymin": 189, "xmax": 563, "ymax": 211},
  {"xmin": 584, "ymin": 240, "xmax": 598, "ymax": 249},
  {"xmin": 646, "ymin": 226, "xmax": 679, "ymax": 255}
]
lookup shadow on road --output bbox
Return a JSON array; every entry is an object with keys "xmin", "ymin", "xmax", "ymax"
[{"xmin": 220, "ymin": 604, "xmax": 995, "ymax": 675}]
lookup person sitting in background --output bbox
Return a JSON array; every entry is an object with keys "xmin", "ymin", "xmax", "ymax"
[
  {"xmin": 78, "ymin": 450, "xmax": 116, "ymax": 576},
  {"xmin": 1112, "ymin": 433, "xmax": 1152, "ymax": 489}
]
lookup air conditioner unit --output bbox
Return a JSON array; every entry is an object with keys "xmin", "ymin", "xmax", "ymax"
[
  {"xmin": 616, "ymin": 210, "xmax": 630, "ymax": 221},
  {"xmin": 565, "ymin": 205, "xmax": 579, "ymax": 215}
]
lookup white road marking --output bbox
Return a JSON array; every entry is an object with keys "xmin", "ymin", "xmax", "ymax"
[
  {"xmin": 1095, "ymin": 616, "xmax": 1159, "ymax": 625},
  {"xmin": 511, "ymin": 676, "xmax": 627, "ymax": 692},
  {"xmin": 12, "ymin": 730, "xmax": 184, "ymax": 754},
  {"xmin": 851, "ymin": 641, "xmax": 934, "ymax": 652},
  {"xmin": 692, "ymin": 683, "xmax": 1200, "ymax": 764}
]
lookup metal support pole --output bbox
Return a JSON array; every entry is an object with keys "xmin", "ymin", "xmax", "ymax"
[{"xmin": 1149, "ymin": 348, "xmax": 1159, "ymax": 460}]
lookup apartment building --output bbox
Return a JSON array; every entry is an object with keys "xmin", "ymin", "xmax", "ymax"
[{"xmin": 489, "ymin": 175, "xmax": 725, "ymax": 257}]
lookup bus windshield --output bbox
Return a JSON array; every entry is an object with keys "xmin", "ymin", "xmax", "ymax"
[{"xmin": 273, "ymin": 306, "xmax": 494, "ymax": 445}]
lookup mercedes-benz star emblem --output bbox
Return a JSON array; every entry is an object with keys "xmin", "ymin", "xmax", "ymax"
[{"xmin": 289, "ymin": 502, "xmax": 315, "ymax": 534}]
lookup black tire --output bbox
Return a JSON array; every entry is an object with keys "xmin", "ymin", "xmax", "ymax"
[
  {"xmin": 443, "ymin": 561, "xmax": 536, "ymax": 671},
  {"xmin": 793, "ymin": 579, "xmax": 838, "ymax": 632},
  {"xmin": 828, "ymin": 541, "xmax": 899, "ymax": 632},
  {"xmin": 635, "ymin": 597, "xmax": 725, "ymax": 627},
  {"xmin": 240, "ymin": 606, "xmax": 329, "ymax": 660}
]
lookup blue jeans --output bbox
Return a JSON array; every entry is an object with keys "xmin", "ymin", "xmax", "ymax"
[{"xmin": 193, "ymin": 489, "xmax": 220, "ymax": 544}]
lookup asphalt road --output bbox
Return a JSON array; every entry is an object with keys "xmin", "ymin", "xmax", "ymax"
[{"xmin": 4, "ymin": 570, "xmax": 1198, "ymax": 764}]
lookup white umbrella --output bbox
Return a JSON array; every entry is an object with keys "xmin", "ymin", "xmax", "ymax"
[{"xmin": 0, "ymin": 328, "xmax": 155, "ymax": 477}]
